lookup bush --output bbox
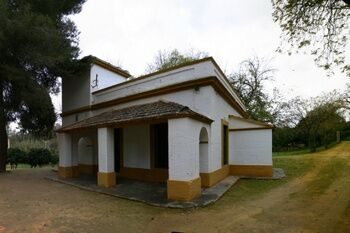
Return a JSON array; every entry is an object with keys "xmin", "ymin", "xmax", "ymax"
[
  {"xmin": 27, "ymin": 148, "xmax": 52, "ymax": 168},
  {"xmin": 50, "ymin": 152, "xmax": 59, "ymax": 166},
  {"xmin": 7, "ymin": 148, "xmax": 27, "ymax": 169}
]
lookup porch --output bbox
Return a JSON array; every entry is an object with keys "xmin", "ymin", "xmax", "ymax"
[
  {"xmin": 57, "ymin": 101, "xmax": 214, "ymax": 201},
  {"xmin": 47, "ymin": 173, "xmax": 240, "ymax": 208}
]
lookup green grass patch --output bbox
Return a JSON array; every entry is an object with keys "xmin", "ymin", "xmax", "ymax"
[
  {"xmin": 274, "ymin": 156, "xmax": 315, "ymax": 178},
  {"xmin": 212, "ymin": 155, "xmax": 315, "ymax": 208},
  {"xmin": 293, "ymin": 158, "xmax": 348, "ymax": 197},
  {"xmin": 6, "ymin": 163, "xmax": 55, "ymax": 170}
]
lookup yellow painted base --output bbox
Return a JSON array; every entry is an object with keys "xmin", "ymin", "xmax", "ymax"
[
  {"xmin": 78, "ymin": 164, "xmax": 98, "ymax": 175},
  {"xmin": 97, "ymin": 172, "xmax": 116, "ymax": 187},
  {"xmin": 200, "ymin": 165, "xmax": 230, "ymax": 187},
  {"xmin": 58, "ymin": 166, "xmax": 79, "ymax": 178},
  {"xmin": 230, "ymin": 165, "xmax": 273, "ymax": 177},
  {"xmin": 119, "ymin": 167, "xmax": 168, "ymax": 183},
  {"xmin": 167, "ymin": 177, "xmax": 201, "ymax": 201}
]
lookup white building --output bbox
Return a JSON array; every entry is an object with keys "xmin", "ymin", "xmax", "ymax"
[{"xmin": 57, "ymin": 56, "xmax": 273, "ymax": 201}]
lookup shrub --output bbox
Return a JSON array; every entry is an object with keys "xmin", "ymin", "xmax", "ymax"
[
  {"xmin": 7, "ymin": 148, "xmax": 27, "ymax": 169},
  {"xmin": 50, "ymin": 152, "xmax": 59, "ymax": 166},
  {"xmin": 27, "ymin": 148, "xmax": 52, "ymax": 168}
]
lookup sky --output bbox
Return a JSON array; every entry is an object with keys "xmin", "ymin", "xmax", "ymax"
[{"xmin": 51, "ymin": 0, "xmax": 349, "ymax": 114}]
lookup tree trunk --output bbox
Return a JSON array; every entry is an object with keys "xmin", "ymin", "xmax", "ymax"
[{"xmin": 0, "ymin": 81, "xmax": 7, "ymax": 172}]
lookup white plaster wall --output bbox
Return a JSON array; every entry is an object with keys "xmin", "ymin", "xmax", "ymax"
[
  {"xmin": 90, "ymin": 64, "xmax": 126, "ymax": 93},
  {"xmin": 229, "ymin": 117, "xmax": 267, "ymax": 129},
  {"xmin": 230, "ymin": 129, "xmax": 272, "ymax": 165},
  {"xmin": 98, "ymin": 128, "xmax": 115, "ymax": 172},
  {"xmin": 61, "ymin": 60, "xmax": 253, "ymax": 174},
  {"xmin": 62, "ymin": 85, "xmax": 242, "ymax": 173},
  {"xmin": 78, "ymin": 137, "xmax": 94, "ymax": 165},
  {"xmin": 168, "ymin": 118, "xmax": 209, "ymax": 181},
  {"xmin": 123, "ymin": 125, "xmax": 150, "ymax": 169},
  {"xmin": 199, "ymin": 143, "xmax": 209, "ymax": 173},
  {"xmin": 91, "ymin": 60, "xmax": 245, "ymax": 110}
]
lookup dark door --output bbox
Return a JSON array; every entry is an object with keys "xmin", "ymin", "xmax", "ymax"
[
  {"xmin": 114, "ymin": 128, "xmax": 122, "ymax": 172},
  {"xmin": 153, "ymin": 123, "xmax": 168, "ymax": 169}
]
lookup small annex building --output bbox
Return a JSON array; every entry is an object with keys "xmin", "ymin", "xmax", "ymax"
[{"xmin": 57, "ymin": 56, "xmax": 273, "ymax": 201}]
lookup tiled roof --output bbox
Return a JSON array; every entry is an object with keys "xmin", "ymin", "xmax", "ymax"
[{"xmin": 57, "ymin": 101, "xmax": 213, "ymax": 132}]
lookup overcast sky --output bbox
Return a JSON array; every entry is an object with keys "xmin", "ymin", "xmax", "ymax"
[{"xmin": 51, "ymin": 0, "xmax": 349, "ymax": 115}]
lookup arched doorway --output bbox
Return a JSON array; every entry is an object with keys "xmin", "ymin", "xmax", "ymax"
[
  {"xmin": 78, "ymin": 137, "xmax": 94, "ymax": 174},
  {"xmin": 199, "ymin": 127, "xmax": 209, "ymax": 175}
]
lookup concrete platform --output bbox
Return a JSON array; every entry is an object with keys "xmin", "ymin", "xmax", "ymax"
[{"xmin": 46, "ymin": 173, "xmax": 240, "ymax": 209}]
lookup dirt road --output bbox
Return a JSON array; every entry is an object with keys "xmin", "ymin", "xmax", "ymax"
[{"xmin": 1, "ymin": 142, "xmax": 350, "ymax": 233}]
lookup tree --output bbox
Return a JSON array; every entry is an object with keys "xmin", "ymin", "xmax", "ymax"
[
  {"xmin": 272, "ymin": 0, "xmax": 350, "ymax": 76},
  {"xmin": 229, "ymin": 57, "xmax": 286, "ymax": 124},
  {"xmin": 344, "ymin": 83, "xmax": 350, "ymax": 109},
  {"xmin": 0, "ymin": 0, "xmax": 86, "ymax": 172},
  {"xmin": 147, "ymin": 49, "xmax": 208, "ymax": 73},
  {"xmin": 296, "ymin": 101, "xmax": 345, "ymax": 151}
]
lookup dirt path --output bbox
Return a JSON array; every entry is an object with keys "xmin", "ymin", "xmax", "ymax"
[{"xmin": 0, "ymin": 142, "xmax": 350, "ymax": 233}]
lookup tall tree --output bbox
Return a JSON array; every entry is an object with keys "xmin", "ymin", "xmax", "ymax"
[
  {"xmin": 147, "ymin": 49, "xmax": 208, "ymax": 73},
  {"xmin": 0, "ymin": 0, "xmax": 86, "ymax": 172},
  {"xmin": 229, "ymin": 57, "xmax": 285, "ymax": 124},
  {"xmin": 272, "ymin": 0, "xmax": 350, "ymax": 76}
]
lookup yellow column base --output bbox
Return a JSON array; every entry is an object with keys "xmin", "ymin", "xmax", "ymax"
[
  {"xmin": 167, "ymin": 177, "xmax": 201, "ymax": 201},
  {"xmin": 200, "ymin": 165, "xmax": 230, "ymax": 187},
  {"xmin": 230, "ymin": 165, "xmax": 273, "ymax": 177},
  {"xmin": 97, "ymin": 172, "xmax": 116, "ymax": 187},
  {"xmin": 58, "ymin": 166, "xmax": 79, "ymax": 178}
]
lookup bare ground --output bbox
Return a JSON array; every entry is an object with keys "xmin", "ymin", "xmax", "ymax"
[{"xmin": 1, "ymin": 142, "xmax": 350, "ymax": 233}]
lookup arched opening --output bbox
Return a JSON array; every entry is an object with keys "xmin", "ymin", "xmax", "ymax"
[
  {"xmin": 78, "ymin": 137, "xmax": 95, "ymax": 175},
  {"xmin": 199, "ymin": 127, "xmax": 209, "ymax": 175}
]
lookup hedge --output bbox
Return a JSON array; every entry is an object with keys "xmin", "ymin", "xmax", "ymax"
[{"xmin": 7, "ymin": 148, "xmax": 58, "ymax": 169}]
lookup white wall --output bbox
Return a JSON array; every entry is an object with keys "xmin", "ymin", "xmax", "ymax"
[
  {"xmin": 229, "ymin": 117, "xmax": 268, "ymax": 129},
  {"xmin": 91, "ymin": 60, "xmax": 245, "ymax": 110},
  {"xmin": 90, "ymin": 64, "xmax": 126, "ymax": 93},
  {"xmin": 78, "ymin": 137, "xmax": 94, "ymax": 165},
  {"xmin": 168, "ymin": 118, "xmax": 210, "ymax": 181},
  {"xmin": 230, "ymin": 129, "xmax": 272, "ymax": 165},
  {"xmin": 123, "ymin": 124, "xmax": 150, "ymax": 169},
  {"xmin": 61, "ymin": 60, "xmax": 257, "ymax": 174},
  {"xmin": 62, "ymin": 86, "xmax": 241, "ymax": 173}
]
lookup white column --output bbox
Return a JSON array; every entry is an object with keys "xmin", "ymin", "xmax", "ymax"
[
  {"xmin": 167, "ymin": 118, "xmax": 202, "ymax": 201},
  {"xmin": 58, "ymin": 133, "xmax": 72, "ymax": 167},
  {"xmin": 97, "ymin": 127, "xmax": 116, "ymax": 187},
  {"xmin": 98, "ymin": 128, "xmax": 115, "ymax": 172},
  {"xmin": 168, "ymin": 118, "xmax": 200, "ymax": 181}
]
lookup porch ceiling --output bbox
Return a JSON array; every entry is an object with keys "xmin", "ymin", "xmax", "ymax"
[{"xmin": 57, "ymin": 100, "xmax": 213, "ymax": 133}]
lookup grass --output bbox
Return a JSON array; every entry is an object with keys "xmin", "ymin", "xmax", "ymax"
[
  {"xmin": 304, "ymin": 158, "xmax": 348, "ymax": 196},
  {"xmin": 6, "ymin": 163, "xmax": 55, "ymax": 170},
  {"xmin": 213, "ymin": 154, "xmax": 315, "ymax": 208}
]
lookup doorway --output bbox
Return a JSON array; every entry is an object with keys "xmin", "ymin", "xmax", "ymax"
[{"xmin": 114, "ymin": 128, "xmax": 122, "ymax": 173}]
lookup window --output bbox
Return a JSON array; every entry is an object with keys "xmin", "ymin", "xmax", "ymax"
[
  {"xmin": 222, "ymin": 121, "xmax": 229, "ymax": 165},
  {"xmin": 152, "ymin": 123, "xmax": 168, "ymax": 169}
]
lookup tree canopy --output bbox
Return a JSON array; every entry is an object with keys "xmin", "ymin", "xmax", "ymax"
[
  {"xmin": 229, "ymin": 57, "xmax": 288, "ymax": 125},
  {"xmin": 0, "ymin": 0, "xmax": 86, "ymax": 172},
  {"xmin": 272, "ymin": 0, "xmax": 350, "ymax": 76},
  {"xmin": 147, "ymin": 49, "xmax": 208, "ymax": 73}
]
